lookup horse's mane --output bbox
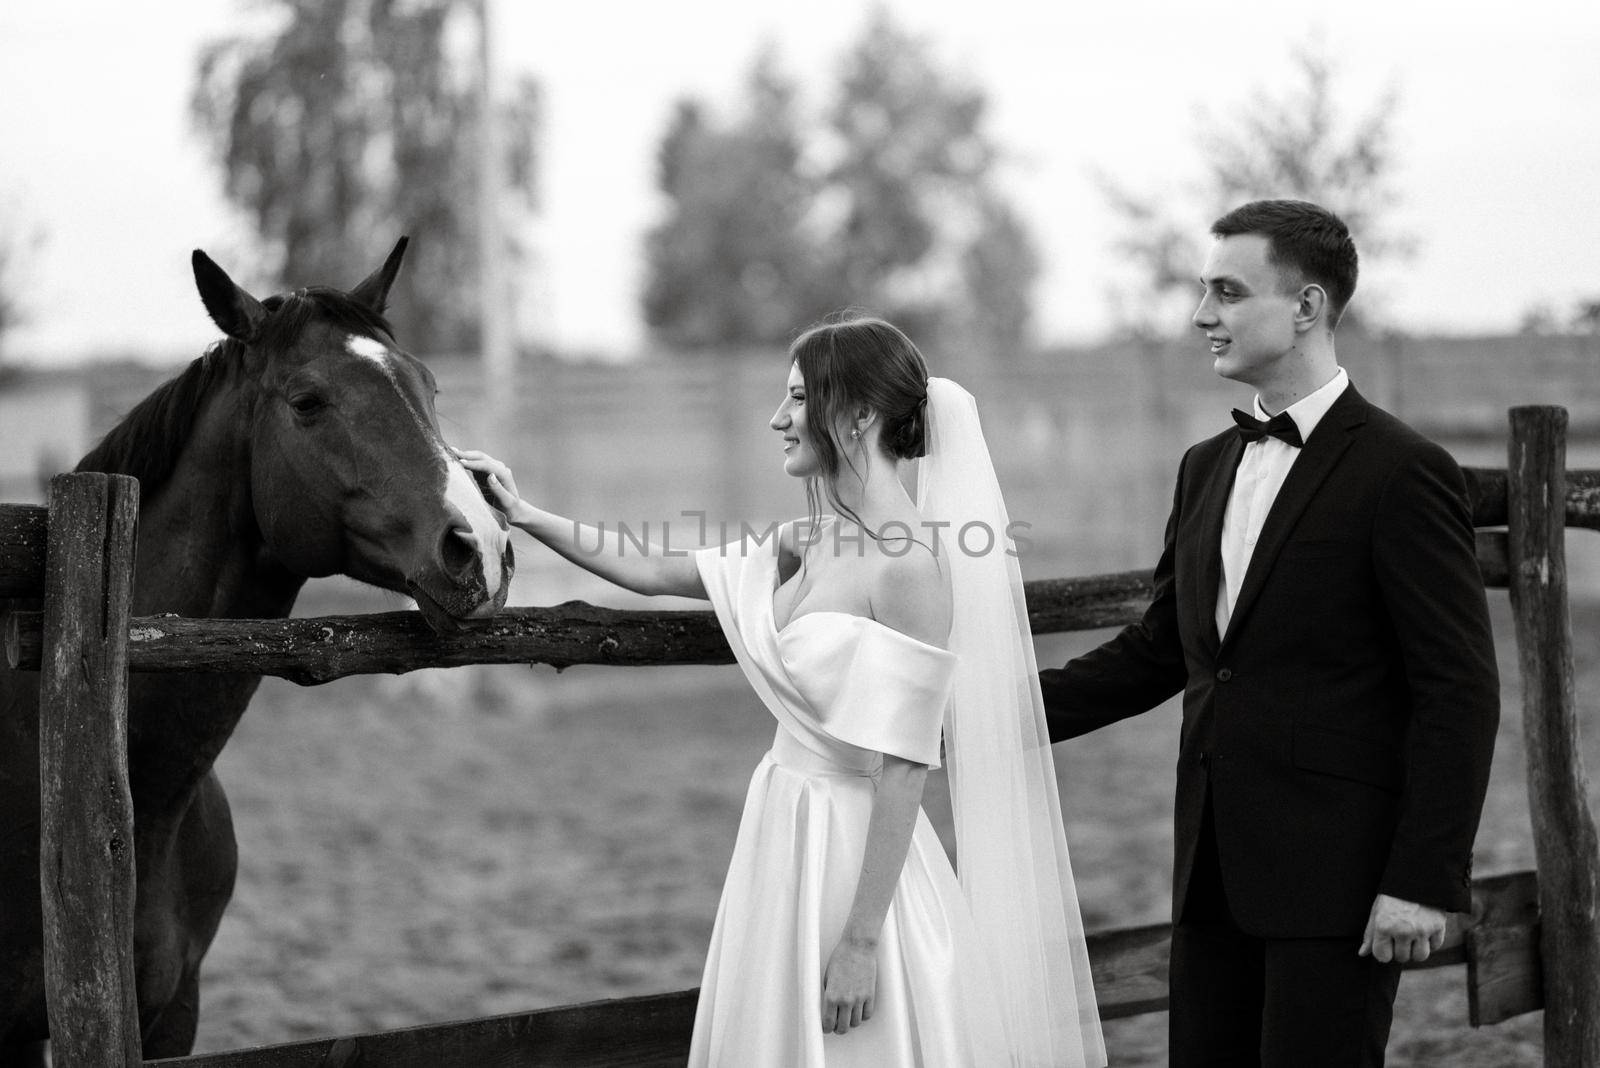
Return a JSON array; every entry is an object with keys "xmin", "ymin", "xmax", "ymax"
[
  {"xmin": 75, "ymin": 348, "xmax": 236, "ymax": 488},
  {"xmin": 76, "ymin": 288, "xmax": 397, "ymax": 492}
]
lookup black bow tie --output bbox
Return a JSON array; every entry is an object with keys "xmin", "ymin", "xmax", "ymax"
[{"xmin": 1232, "ymin": 408, "xmax": 1303, "ymax": 448}]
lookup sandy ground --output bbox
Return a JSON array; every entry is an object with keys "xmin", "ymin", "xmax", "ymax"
[{"xmin": 187, "ymin": 588, "xmax": 1591, "ymax": 1065}]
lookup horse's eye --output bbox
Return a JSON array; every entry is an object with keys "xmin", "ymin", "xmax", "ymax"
[{"xmin": 289, "ymin": 394, "xmax": 326, "ymax": 417}]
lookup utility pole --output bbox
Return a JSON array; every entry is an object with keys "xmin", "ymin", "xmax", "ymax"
[{"xmin": 476, "ymin": 0, "xmax": 513, "ymax": 454}]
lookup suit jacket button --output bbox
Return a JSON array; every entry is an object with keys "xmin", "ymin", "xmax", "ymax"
[{"xmin": 1216, "ymin": 668, "xmax": 1233, "ymax": 682}]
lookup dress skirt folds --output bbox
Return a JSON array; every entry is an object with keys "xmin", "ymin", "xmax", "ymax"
[{"xmin": 687, "ymin": 535, "xmax": 1013, "ymax": 1066}]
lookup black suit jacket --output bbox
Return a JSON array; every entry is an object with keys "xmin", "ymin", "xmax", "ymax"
[{"xmin": 1041, "ymin": 386, "xmax": 1499, "ymax": 937}]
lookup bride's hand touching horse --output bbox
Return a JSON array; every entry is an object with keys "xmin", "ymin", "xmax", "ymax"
[{"xmin": 452, "ymin": 447, "xmax": 705, "ymax": 600}]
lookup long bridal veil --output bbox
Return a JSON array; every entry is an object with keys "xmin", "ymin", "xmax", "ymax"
[{"xmin": 917, "ymin": 377, "xmax": 1106, "ymax": 1068}]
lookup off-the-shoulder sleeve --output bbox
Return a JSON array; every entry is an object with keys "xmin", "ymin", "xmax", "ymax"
[
  {"xmin": 694, "ymin": 528, "xmax": 780, "ymax": 627},
  {"xmin": 782, "ymin": 619, "xmax": 954, "ymax": 767},
  {"xmin": 694, "ymin": 541, "xmax": 744, "ymax": 623}
]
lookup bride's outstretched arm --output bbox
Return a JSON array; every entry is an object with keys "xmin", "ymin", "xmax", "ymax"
[{"xmin": 453, "ymin": 448, "xmax": 706, "ymax": 599}]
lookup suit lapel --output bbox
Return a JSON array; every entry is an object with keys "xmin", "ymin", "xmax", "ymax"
[
  {"xmin": 1194, "ymin": 433, "xmax": 1243, "ymax": 656},
  {"xmin": 1219, "ymin": 386, "xmax": 1370, "ymax": 650}
]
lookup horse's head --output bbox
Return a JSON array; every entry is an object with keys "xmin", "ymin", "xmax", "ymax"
[{"xmin": 191, "ymin": 238, "xmax": 513, "ymax": 631}]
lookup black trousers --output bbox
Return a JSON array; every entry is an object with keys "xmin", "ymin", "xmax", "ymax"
[{"xmin": 1168, "ymin": 794, "xmax": 1402, "ymax": 1068}]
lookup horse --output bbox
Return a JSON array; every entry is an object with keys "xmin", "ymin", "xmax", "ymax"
[{"xmin": 0, "ymin": 238, "xmax": 515, "ymax": 1061}]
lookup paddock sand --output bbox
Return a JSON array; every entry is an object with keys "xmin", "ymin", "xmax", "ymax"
[{"xmin": 190, "ymin": 592, "xmax": 1585, "ymax": 1065}]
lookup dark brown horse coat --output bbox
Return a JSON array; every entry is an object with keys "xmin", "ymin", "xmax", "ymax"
[{"xmin": 0, "ymin": 241, "xmax": 513, "ymax": 1060}]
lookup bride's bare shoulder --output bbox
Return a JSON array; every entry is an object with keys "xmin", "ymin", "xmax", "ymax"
[{"xmin": 867, "ymin": 541, "xmax": 951, "ymax": 647}]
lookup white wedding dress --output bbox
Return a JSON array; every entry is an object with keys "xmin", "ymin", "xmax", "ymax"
[{"xmin": 686, "ymin": 535, "xmax": 1013, "ymax": 1066}]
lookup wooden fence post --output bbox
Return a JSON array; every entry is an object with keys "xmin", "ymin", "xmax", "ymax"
[
  {"xmin": 1506, "ymin": 406, "xmax": 1600, "ymax": 1065},
  {"xmin": 38, "ymin": 472, "xmax": 142, "ymax": 1066}
]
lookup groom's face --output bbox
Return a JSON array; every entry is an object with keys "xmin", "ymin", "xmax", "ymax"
[{"xmin": 1193, "ymin": 234, "xmax": 1301, "ymax": 390}]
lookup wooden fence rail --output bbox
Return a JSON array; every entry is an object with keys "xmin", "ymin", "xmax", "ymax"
[
  {"xmin": 3, "ymin": 411, "xmax": 1598, "ymax": 1065},
  {"xmin": 0, "ymin": 529, "xmax": 1549, "ymax": 681}
]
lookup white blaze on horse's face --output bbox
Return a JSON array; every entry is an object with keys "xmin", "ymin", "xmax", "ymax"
[
  {"xmin": 441, "ymin": 452, "xmax": 508, "ymax": 609},
  {"xmin": 343, "ymin": 334, "xmax": 509, "ymax": 615},
  {"xmin": 346, "ymin": 334, "xmax": 393, "ymax": 365}
]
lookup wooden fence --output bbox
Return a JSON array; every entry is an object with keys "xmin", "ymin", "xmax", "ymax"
[{"xmin": 2, "ymin": 406, "xmax": 1598, "ymax": 1066}]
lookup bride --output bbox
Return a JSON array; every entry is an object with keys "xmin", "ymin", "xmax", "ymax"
[{"xmin": 457, "ymin": 316, "xmax": 1104, "ymax": 1066}]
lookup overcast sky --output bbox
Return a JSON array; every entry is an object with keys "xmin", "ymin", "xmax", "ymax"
[{"xmin": 2, "ymin": 1, "xmax": 1598, "ymax": 365}]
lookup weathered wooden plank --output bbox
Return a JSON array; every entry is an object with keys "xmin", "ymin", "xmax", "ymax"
[
  {"xmin": 4, "ymin": 603, "xmax": 730, "ymax": 682},
  {"xmin": 3, "ymin": 603, "xmax": 729, "ymax": 681},
  {"xmin": 155, "ymin": 603, "xmax": 730, "ymax": 682},
  {"xmin": 0, "ymin": 531, "xmax": 1520, "ymax": 680},
  {"xmin": 1469, "ymin": 925, "xmax": 1542, "ymax": 1028},
  {"xmin": 3, "ymin": 572, "xmax": 1156, "ymax": 682},
  {"xmin": 1467, "ymin": 870, "xmax": 1543, "ymax": 1026},
  {"xmin": 142, "ymin": 872, "xmax": 1542, "ymax": 1067},
  {"xmin": 0, "ymin": 502, "xmax": 48, "ymax": 597},
  {"xmin": 38, "ymin": 473, "xmax": 141, "ymax": 1067},
  {"xmin": 1086, "ymin": 923, "xmax": 1171, "ymax": 1019},
  {"xmin": 1023, "ymin": 571, "xmax": 1152, "ymax": 633},
  {"xmin": 0, "ymin": 529, "xmax": 1520, "ymax": 679},
  {"xmin": 1567, "ymin": 469, "xmax": 1600, "ymax": 531},
  {"xmin": 143, "ymin": 989, "xmax": 701, "ymax": 1068},
  {"xmin": 1506, "ymin": 407, "xmax": 1600, "ymax": 1065},
  {"xmin": 1461, "ymin": 466, "xmax": 1600, "ymax": 530}
]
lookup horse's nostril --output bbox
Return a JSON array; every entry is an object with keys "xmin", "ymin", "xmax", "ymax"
[{"xmin": 440, "ymin": 525, "xmax": 479, "ymax": 579}]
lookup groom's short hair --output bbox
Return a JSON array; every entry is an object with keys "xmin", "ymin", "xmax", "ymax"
[{"xmin": 1212, "ymin": 199, "xmax": 1359, "ymax": 329}]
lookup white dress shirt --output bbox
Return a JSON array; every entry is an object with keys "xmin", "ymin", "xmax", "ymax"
[{"xmin": 1215, "ymin": 368, "xmax": 1350, "ymax": 638}]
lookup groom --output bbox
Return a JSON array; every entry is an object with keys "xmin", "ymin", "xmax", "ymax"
[{"xmin": 1040, "ymin": 200, "xmax": 1499, "ymax": 1066}]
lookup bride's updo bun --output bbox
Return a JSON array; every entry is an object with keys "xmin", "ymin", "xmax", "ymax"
[
  {"xmin": 885, "ymin": 391, "xmax": 930, "ymax": 461},
  {"xmin": 788, "ymin": 315, "xmax": 931, "ymax": 477}
]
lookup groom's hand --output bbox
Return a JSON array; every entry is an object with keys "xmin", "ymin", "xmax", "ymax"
[{"xmin": 1359, "ymin": 893, "xmax": 1448, "ymax": 963}]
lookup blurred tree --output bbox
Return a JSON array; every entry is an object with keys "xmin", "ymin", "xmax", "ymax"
[
  {"xmin": 643, "ymin": 9, "xmax": 1038, "ymax": 360},
  {"xmin": 192, "ymin": 0, "xmax": 539, "ymax": 353},
  {"xmin": 643, "ymin": 48, "xmax": 824, "ymax": 349},
  {"xmin": 0, "ymin": 212, "xmax": 41, "ymax": 370},
  {"xmin": 1102, "ymin": 42, "xmax": 1411, "ymax": 338},
  {"xmin": 1573, "ymin": 298, "xmax": 1600, "ymax": 334},
  {"xmin": 0, "ymin": 233, "xmax": 19, "ymax": 368},
  {"xmin": 818, "ymin": 9, "xmax": 1037, "ymax": 357},
  {"xmin": 1518, "ymin": 300, "xmax": 1562, "ymax": 336},
  {"xmin": 960, "ymin": 196, "xmax": 1041, "ymax": 361},
  {"xmin": 1521, "ymin": 296, "xmax": 1600, "ymax": 336}
]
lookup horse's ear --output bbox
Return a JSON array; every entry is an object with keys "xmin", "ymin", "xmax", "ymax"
[
  {"xmin": 349, "ymin": 236, "xmax": 409, "ymax": 314},
  {"xmin": 192, "ymin": 250, "xmax": 266, "ymax": 342}
]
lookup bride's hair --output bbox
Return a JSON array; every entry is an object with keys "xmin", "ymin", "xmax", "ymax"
[{"xmin": 788, "ymin": 315, "xmax": 930, "ymax": 538}]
